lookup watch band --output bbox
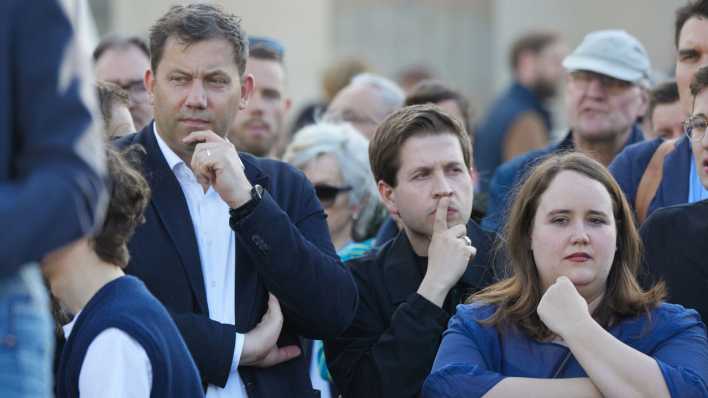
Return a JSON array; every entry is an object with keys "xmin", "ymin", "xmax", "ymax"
[{"xmin": 229, "ymin": 184, "xmax": 263, "ymax": 224}]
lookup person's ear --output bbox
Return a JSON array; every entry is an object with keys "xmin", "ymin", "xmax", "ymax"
[
  {"xmin": 144, "ymin": 68, "xmax": 155, "ymax": 105},
  {"xmin": 239, "ymin": 73, "xmax": 255, "ymax": 110},
  {"xmin": 377, "ymin": 180, "xmax": 399, "ymax": 216}
]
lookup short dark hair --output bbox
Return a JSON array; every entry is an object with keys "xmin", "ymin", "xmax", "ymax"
[
  {"xmin": 648, "ymin": 81, "xmax": 680, "ymax": 120},
  {"xmin": 249, "ymin": 44, "xmax": 283, "ymax": 64},
  {"xmin": 369, "ymin": 104, "xmax": 472, "ymax": 187},
  {"xmin": 149, "ymin": 3, "xmax": 248, "ymax": 75},
  {"xmin": 675, "ymin": 0, "xmax": 708, "ymax": 47},
  {"xmin": 405, "ymin": 79, "xmax": 472, "ymax": 134},
  {"xmin": 93, "ymin": 34, "xmax": 149, "ymax": 62},
  {"xmin": 509, "ymin": 31, "xmax": 559, "ymax": 71},
  {"xmin": 96, "ymin": 81, "xmax": 130, "ymax": 132},
  {"xmin": 690, "ymin": 65, "xmax": 708, "ymax": 96},
  {"xmin": 92, "ymin": 146, "xmax": 150, "ymax": 268}
]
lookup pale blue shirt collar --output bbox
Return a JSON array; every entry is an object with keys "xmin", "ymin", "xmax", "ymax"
[{"xmin": 687, "ymin": 159, "xmax": 708, "ymax": 203}]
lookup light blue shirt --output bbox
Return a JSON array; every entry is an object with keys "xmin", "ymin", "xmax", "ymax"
[{"xmin": 688, "ymin": 159, "xmax": 708, "ymax": 203}]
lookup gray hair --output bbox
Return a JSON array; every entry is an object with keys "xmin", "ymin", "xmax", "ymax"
[
  {"xmin": 349, "ymin": 73, "xmax": 405, "ymax": 115},
  {"xmin": 283, "ymin": 122, "xmax": 383, "ymax": 241}
]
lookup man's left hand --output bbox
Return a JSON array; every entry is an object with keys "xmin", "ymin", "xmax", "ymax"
[{"xmin": 183, "ymin": 130, "xmax": 252, "ymax": 208}]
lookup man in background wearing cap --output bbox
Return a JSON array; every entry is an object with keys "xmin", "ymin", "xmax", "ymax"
[
  {"xmin": 229, "ymin": 37, "xmax": 292, "ymax": 158},
  {"xmin": 609, "ymin": 0, "xmax": 708, "ymax": 223},
  {"xmin": 482, "ymin": 29, "xmax": 649, "ymax": 232}
]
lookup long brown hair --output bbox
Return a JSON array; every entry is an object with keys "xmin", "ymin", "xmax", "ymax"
[{"xmin": 471, "ymin": 152, "xmax": 665, "ymax": 340}]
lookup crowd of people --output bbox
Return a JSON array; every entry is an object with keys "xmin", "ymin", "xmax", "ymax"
[{"xmin": 2, "ymin": 0, "xmax": 708, "ymax": 397}]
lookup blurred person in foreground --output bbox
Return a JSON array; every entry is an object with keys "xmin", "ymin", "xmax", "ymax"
[
  {"xmin": 229, "ymin": 37, "xmax": 291, "ymax": 158},
  {"xmin": 0, "ymin": 0, "xmax": 107, "ymax": 396},
  {"xmin": 609, "ymin": 0, "xmax": 708, "ymax": 223},
  {"xmin": 93, "ymin": 34, "xmax": 153, "ymax": 131},
  {"xmin": 424, "ymin": 152, "xmax": 708, "ymax": 398},
  {"xmin": 483, "ymin": 30, "xmax": 649, "ymax": 232},
  {"xmin": 324, "ymin": 73, "xmax": 405, "ymax": 139},
  {"xmin": 114, "ymin": 4, "xmax": 357, "ymax": 396},
  {"xmin": 325, "ymin": 105, "xmax": 498, "ymax": 398},
  {"xmin": 475, "ymin": 31, "xmax": 566, "ymax": 193},
  {"xmin": 46, "ymin": 147, "xmax": 203, "ymax": 398}
]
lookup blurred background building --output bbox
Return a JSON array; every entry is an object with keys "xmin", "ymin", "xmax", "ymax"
[{"xmin": 89, "ymin": 0, "xmax": 684, "ymax": 130}]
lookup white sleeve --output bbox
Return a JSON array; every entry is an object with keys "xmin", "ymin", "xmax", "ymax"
[
  {"xmin": 232, "ymin": 332, "xmax": 245, "ymax": 370},
  {"xmin": 78, "ymin": 328, "xmax": 153, "ymax": 398}
]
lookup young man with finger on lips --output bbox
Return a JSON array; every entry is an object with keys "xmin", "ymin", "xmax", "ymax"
[
  {"xmin": 114, "ymin": 4, "xmax": 358, "ymax": 397},
  {"xmin": 324, "ymin": 104, "xmax": 498, "ymax": 398}
]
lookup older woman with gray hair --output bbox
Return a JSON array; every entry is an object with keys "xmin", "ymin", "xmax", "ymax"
[{"xmin": 284, "ymin": 122, "xmax": 383, "ymax": 260}]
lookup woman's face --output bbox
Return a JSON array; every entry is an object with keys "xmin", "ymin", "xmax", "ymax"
[
  {"xmin": 530, "ymin": 170, "xmax": 617, "ymax": 302},
  {"xmin": 302, "ymin": 153, "xmax": 353, "ymax": 246}
]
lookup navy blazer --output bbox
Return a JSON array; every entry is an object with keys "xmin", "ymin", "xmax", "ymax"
[
  {"xmin": 114, "ymin": 124, "xmax": 358, "ymax": 397},
  {"xmin": 609, "ymin": 136, "xmax": 692, "ymax": 218}
]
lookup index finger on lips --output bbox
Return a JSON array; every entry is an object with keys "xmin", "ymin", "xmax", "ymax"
[{"xmin": 433, "ymin": 196, "xmax": 450, "ymax": 233}]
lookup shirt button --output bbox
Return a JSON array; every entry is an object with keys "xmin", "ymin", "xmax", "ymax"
[{"xmin": 211, "ymin": 281, "xmax": 217, "ymax": 288}]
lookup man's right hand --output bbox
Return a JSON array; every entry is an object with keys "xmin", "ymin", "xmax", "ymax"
[
  {"xmin": 240, "ymin": 294, "xmax": 301, "ymax": 367},
  {"xmin": 417, "ymin": 196, "xmax": 476, "ymax": 308}
]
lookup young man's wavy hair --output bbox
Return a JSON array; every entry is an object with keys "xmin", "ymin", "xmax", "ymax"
[{"xmin": 470, "ymin": 152, "xmax": 665, "ymax": 340}]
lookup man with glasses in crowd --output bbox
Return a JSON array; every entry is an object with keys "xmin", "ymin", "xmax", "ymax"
[
  {"xmin": 610, "ymin": 0, "xmax": 708, "ymax": 222},
  {"xmin": 482, "ymin": 29, "xmax": 649, "ymax": 232},
  {"xmin": 640, "ymin": 65, "xmax": 708, "ymax": 327},
  {"xmin": 94, "ymin": 35, "xmax": 153, "ymax": 131}
]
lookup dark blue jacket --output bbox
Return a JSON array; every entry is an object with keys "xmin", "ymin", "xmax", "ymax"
[
  {"xmin": 57, "ymin": 276, "xmax": 204, "ymax": 398},
  {"xmin": 609, "ymin": 136, "xmax": 692, "ymax": 218},
  {"xmin": 0, "ymin": 0, "xmax": 106, "ymax": 277},
  {"xmin": 114, "ymin": 124, "xmax": 358, "ymax": 397},
  {"xmin": 482, "ymin": 125, "xmax": 645, "ymax": 232},
  {"xmin": 475, "ymin": 82, "xmax": 552, "ymax": 193}
]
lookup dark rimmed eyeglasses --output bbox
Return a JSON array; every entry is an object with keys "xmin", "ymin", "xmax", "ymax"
[
  {"xmin": 683, "ymin": 115, "xmax": 708, "ymax": 141},
  {"xmin": 314, "ymin": 184, "xmax": 352, "ymax": 208}
]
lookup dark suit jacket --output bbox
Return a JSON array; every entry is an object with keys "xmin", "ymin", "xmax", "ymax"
[
  {"xmin": 324, "ymin": 221, "xmax": 497, "ymax": 398},
  {"xmin": 610, "ymin": 136, "xmax": 692, "ymax": 218},
  {"xmin": 114, "ymin": 123, "xmax": 358, "ymax": 397},
  {"xmin": 640, "ymin": 200, "xmax": 708, "ymax": 323}
]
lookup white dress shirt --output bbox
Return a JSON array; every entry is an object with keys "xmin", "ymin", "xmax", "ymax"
[
  {"xmin": 63, "ymin": 312, "xmax": 153, "ymax": 397},
  {"xmin": 154, "ymin": 126, "xmax": 247, "ymax": 397}
]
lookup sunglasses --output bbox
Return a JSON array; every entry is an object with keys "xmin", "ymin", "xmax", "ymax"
[{"xmin": 314, "ymin": 184, "xmax": 352, "ymax": 208}]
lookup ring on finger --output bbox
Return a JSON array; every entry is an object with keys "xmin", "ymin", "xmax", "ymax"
[
  {"xmin": 206, "ymin": 149, "xmax": 211, "ymax": 157},
  {"xmin": 462, "ymin": 236, "xmax": 472, "ymax": 246}
]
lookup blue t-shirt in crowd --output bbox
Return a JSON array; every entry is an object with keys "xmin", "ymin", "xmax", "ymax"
[{"xmin": 423, "ymin": 302, "xmax": 708, "ymax": 398}]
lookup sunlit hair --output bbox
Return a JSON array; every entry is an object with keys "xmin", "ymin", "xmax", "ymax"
[
  {"xmin": 283, "ymin": 122, "xmax": 383, "ymax": 240},
  {"xmin": 470, "ymin": 152, "xmax": 665, "ymax": 340}
]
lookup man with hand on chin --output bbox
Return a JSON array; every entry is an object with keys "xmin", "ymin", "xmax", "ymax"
[
  {"xmin": 325, "ymin": 104, "xmax": 498, "ymax": 398},
  {"xmin": 114, "ymin": 4, "xmax": 357, "ymax": 397}
]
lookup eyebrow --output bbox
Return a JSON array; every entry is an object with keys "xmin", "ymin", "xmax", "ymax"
[
  {"xmin": 678, "ymin": 48, "xmax": 699, "ymax": 57},
  {"xmin": 546, "ymin": 209, "xmax": 609, "ymax": 217}
]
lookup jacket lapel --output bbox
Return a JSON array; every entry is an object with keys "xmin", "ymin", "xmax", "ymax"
[{"xmin": 139, "ymin": 125, "xmax": 208, "ymax": 314}]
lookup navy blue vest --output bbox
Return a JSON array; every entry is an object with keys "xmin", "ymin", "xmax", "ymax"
[
  {"xmin": 475, "ymin": 82, "xmax": 552, "ymax": 193},
  {"xmin": 56, "ymin": 276, "xmax": 204, "ymax": 397}
]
